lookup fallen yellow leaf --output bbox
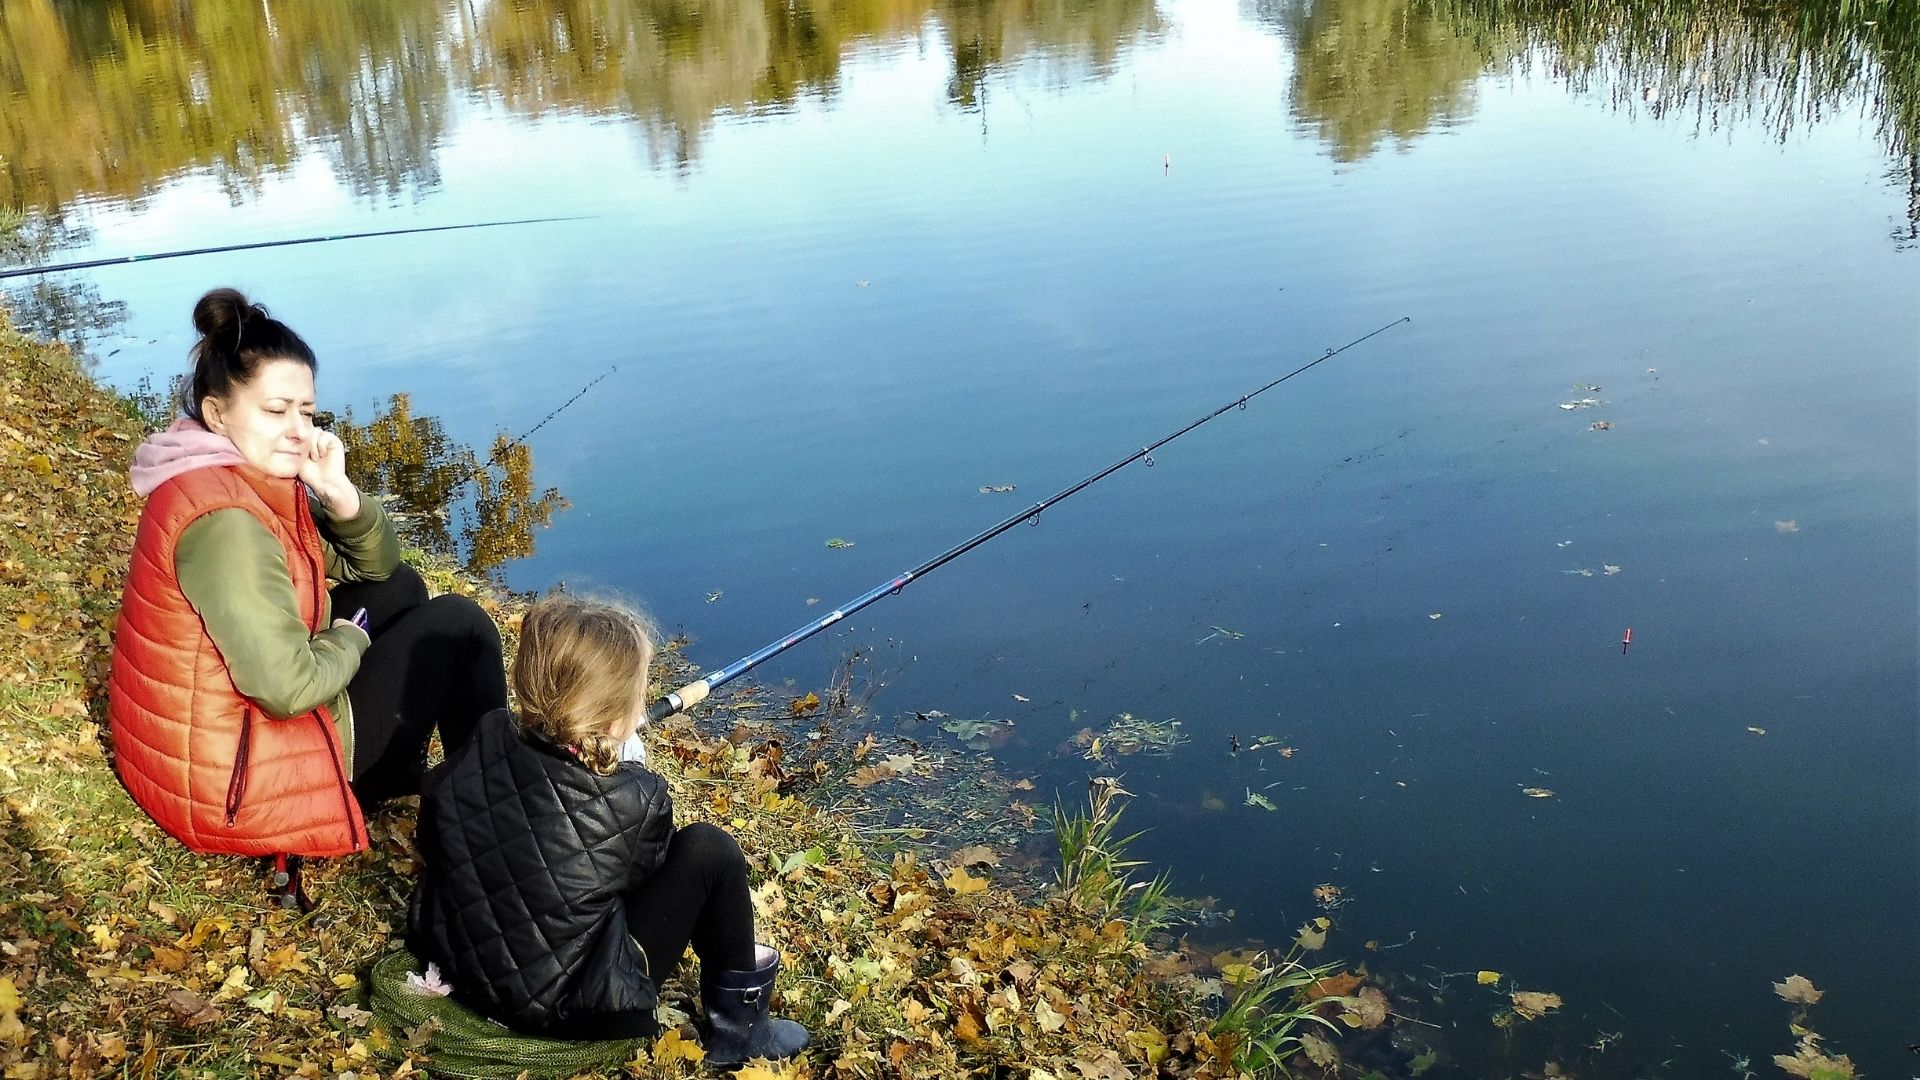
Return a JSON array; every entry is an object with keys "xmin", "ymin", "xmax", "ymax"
[
  {"xmin": 944, "ymin": 866, "xmax": 987, "ymax": 896},
  {"xmin": 1476, "ymin": 970, "xmax": 1502, "ymax": 985},
  {"xmin": 652, "ymin": 1028, "xmax": 706, "ymax": 1067}
]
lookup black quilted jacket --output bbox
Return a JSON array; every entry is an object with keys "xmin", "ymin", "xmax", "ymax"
[{"xmin": 406, "ymin": 707, "xmax": 675, "ymax": 1039}]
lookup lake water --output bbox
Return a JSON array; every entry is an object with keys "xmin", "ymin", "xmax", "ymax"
[{"xmin": 5, "ymin": 0, "xmax": 1916, "ymax": 1074}]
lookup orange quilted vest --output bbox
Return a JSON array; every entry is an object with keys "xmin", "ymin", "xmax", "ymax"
[{"xmin": 109, "ymin": 466, "xmax": 366, "ymax": 857}]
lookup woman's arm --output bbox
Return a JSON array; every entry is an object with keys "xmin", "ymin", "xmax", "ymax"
[
  {"xmin": 177, "ymin": 509, "xmax": 371, "ymax": 719},
  {"xmin": 314, "ymin": 486, "xmax": 400, "ymax": 583}
]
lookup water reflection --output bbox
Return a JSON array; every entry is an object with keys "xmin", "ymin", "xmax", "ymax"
[
  {"xmin": 1251, "ymin": 0, "xmax": 1492, "ymax": 162},
  {"xmin": 1257, "ymin": 0, "xmax": 1919, "ymax": 165},
  {"xmin": 1, "ymin": 0, "xmax": 1161, "ymax": 208},
  {"xmin": 332, "ymin": 394, "xmax": 567, "ymax": 577},
  {"xmin": 0, "ymin": 211, "xmax": 127, "ymax": 359}
]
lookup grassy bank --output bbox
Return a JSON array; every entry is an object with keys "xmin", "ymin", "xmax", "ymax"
[{"xmin": 0, "ymin": 309, "xmax": 1372, "ymax": 1079}]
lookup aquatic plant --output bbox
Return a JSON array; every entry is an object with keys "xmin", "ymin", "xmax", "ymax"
[
  {"xmin": 1053, "ymin": 776, "xmax": 1179, "ymax": 939},
  {"xmin": 1208, "ymin": 949, "xmax": 1347, "ymax": 1076}
]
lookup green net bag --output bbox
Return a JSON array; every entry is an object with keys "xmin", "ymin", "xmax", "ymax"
[{"xmin": 367, "ymin": 949, "xmax": 644, "ymax": 1079}]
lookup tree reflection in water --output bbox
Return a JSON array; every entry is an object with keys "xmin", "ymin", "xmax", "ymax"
[
  {"xmin": 332, "ymin": 394, "xmax": 567, "ymax": 578},
  {"xmin": 0, "ymin": 211, "xmax": 127, "ymax": 364},
  {"xmin": 1255, "ymin": 0, "xmax": 1918, "ymax": 171},
  {"xmin": 1, "ymin": 0, "xmax": 1162, "ymax": 208}
]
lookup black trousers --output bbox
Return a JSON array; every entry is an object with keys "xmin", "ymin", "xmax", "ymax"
[
  {"xmin": 332, "ymin": 564, "xmax": 508, "ymax": 807},
  {"xmin": 625, "ymin": 822, "xmax": 757, "ymax": 980}
]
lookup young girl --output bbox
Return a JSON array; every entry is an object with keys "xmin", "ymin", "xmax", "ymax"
[{"xmin": 406, "ymin": 595, "xmax": 808, "ymax": 1063}]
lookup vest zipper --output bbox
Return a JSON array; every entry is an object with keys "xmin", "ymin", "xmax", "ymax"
[
  {"xmin": 315, "ymin": 710, "xmax": 363, "ymax": 848},
  {"xmin": 225, "ymin": 708, "xmax": 254, "ymax": 826}
]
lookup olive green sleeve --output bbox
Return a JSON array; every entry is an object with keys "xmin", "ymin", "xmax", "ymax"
[
  {"xmin": 176, "ymin": 509, "xmax": 371, "ymax": 720},
  {"xmin": 313, "ymin": 486, "xmax": 400, "ymax": 584}
]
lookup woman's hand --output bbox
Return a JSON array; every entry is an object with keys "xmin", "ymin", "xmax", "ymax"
[{"xmin": 300, "ymin": 429, "xmax": 361, "ymax": 519}]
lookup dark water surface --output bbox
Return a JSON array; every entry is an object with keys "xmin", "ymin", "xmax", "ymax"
[{"xmin": 6, "ymin": 0, "xmax": 1916, "ymax": 1074}]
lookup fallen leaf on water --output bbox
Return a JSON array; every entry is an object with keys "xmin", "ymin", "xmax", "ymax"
[
  {"xmin": 1591, "ymin": 420, "xmax": 1614, "ymax": 430},
  {"xmin": 1747, "ymin": 726, "xmax": 1767, "ymax": 735},
  {"xmin": 1510, "ymin": 990, "xmax": 1562, "ymax": 1019},
  {"xmin": 1603, "ymin": 564, "xmax": 1622, "ymax": 575},
  {"xmin": 1300, "ymin": 1031, "xmax": 1340, "ymax": 1068},
  {"xmin": 1774, "ymin": 1032, "xmax": 1854, "ymax": 1079},
  {"xmin": 1244, "ymin": 789, "xmax": 1276, "ymax": 811},
  {"xmin": 1304, "ymin": 971, "xmax": 1364, "ymax": 1001},
  {"xmin": 951, "ymin": 844, "xmax": 1000, "ymax": 867},
  {"xmin": 705, "ymin": 590, "xmax": 723, "ymax": 604},
  {"xmin": 1340, "ymin": 986, "xmax": 1390, "ymax": 1029},
  {"xmin": 1012, "ymin": 693, "xmax": 1029, "ymax": 702},
  {"xmin": 848, "ymin": 764, "xmax": 898, "ymax": 788},
  {"xmin": 1312, "ymin": 883, "xmax": 1343, "ymax": 905},
  {"xmin": 1522, "ymin": 787, "xmax": 1555, "ymax": 799},
  {"xmin": 1775, "ymin": 520, "xmax": 1800, "ymax": 533},
  {"xmin": 790, "ymin": 692, "xmax": 821, "ymax": 716},
  {"xmin": 978, "ymin": 485, "xmax": 1016, "ymax": 494},
  {"xmin": 1773, "ymin": 975, "xmax": 1824, "ymax": 1005},
  {"xmin": 1296, "ymin": 918, "xmax": 1329, "ymax": 951},
  {"xmin": 1476, "ymin": 970, "xmax": 1502, "ymax": 985},
  {"xmin": 826, "ymin": 537, "xmax": 855, "ymax": 548},
  {"xmin": 945, "ymin": 866, "xmax": 987, "ymax": 896}
]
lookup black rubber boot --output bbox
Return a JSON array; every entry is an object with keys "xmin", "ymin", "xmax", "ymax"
[{"xmin": 701, "ymin": 944, "xmax": 810, "ymax": 1065}]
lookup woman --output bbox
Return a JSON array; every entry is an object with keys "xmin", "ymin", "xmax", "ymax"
[{"xmin": 109, "ymin": 288, "xmax": 507, "ymax": 902}]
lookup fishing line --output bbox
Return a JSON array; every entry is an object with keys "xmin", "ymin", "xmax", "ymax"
[
  {"xmin": 647, "ymin": 316, "xmax": 1413, "ymax": 722},
  {"xmin": 0, "ymin": 216, "xmax": 591, "ymax": 281},
  {"xmin": 414, "ymin": 364, "xmax": 617, "ymax": 500}
]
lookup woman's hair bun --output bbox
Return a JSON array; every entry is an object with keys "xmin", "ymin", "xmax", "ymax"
[
  {"xmin": 191, "ymin": 287, "xmax": 262, "ymax": 339},
  {"xmin": 181, "ymin": 287, "xmax": 315, "ymax": 422}
]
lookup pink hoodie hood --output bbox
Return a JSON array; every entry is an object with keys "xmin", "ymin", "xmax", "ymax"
[{"xmin": 129, "ymin": 418, "xmax": 248, "ymax": 498}]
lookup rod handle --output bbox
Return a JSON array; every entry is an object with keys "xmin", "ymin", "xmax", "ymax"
[{"xmin": 646, "ymin": 679, "xmax": 711, "ymax": 723}]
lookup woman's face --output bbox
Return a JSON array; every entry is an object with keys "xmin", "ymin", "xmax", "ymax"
[{"xmin": 202, "ymin": 359, "xmax": 317, "ymax": 479}]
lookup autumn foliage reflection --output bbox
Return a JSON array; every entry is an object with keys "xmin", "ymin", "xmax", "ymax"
[
  {"xmin": 332, "ymin": 394, "xmax": 566, "ymax": 578},
  {"xmin": 1, "ymin": 0, "xmax": 1160, "ymax": 210},
  {"xmin": 1255, "ymin": 0, "xmax": 1917, "ymax": 163}
]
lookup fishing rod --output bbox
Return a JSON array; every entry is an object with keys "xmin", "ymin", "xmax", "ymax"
[
  {"xmin": 446, "ymin": 363, "xmax": 618, "ymax": 497},
  {"xmin": 646, "ymin": 315, "xmax": 1412, "ymax": 722},
  {"xmin": 0, "ymin": 216, "xmax": 590, "ymax": 281}
]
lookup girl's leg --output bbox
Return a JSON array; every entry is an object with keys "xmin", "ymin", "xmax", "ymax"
[
  {"xmin": 330, "ymin": 563, "xmax": 429, "ymax": 638},
  {"xmin": 624, "ymin": 823, "xmax": 758, "ymax": 981},
  {"xmin": 345, "ymin": 589, "xmax": 507, "ymax": 806}
]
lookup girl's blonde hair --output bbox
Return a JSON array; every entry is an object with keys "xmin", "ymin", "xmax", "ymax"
[{"xmin": 512, "ymin": 594, "xmax": 659, "ymax": 775}]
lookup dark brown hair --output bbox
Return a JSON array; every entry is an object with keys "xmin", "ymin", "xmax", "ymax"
[{"xmin": 183, "ymin": 287, "xmax": 317, "ymax": 421}]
